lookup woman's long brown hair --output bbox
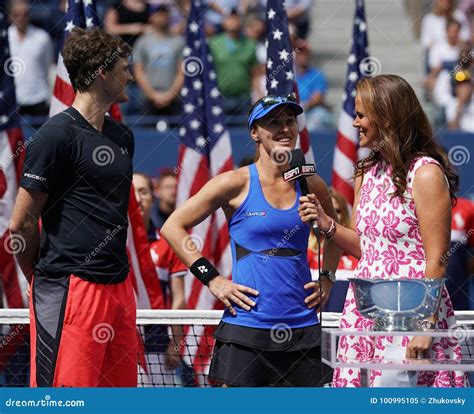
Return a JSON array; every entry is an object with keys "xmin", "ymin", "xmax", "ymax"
[{"xmin": 354, "ymin": 74, "xmax": 459, "ymax": 202}]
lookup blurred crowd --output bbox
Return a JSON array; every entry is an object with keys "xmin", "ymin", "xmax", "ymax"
[
  {"xmin": 6, "ymin": 0, "xmax": 473, "ymax": 131},
  {"xmin": 420, "ymin": 0, "xmax": 474, "ymax": 132}
]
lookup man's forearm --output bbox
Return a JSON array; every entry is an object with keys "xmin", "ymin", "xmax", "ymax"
[{"xmin": 10, "ymin": 223, "xmax": 40, "ymax": 282}]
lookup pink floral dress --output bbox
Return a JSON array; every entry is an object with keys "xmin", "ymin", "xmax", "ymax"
[{"xmin": 333, "ymin": 157, "xmax": 467, "ymax": 388}]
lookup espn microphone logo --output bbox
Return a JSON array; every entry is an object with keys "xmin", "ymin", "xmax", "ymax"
[
  {"xmin": 282, "ymin": 164, "xmax": 316, "ymax": 182},
  {"xmin": 283, "ymin": 166, "xmax": 301, "ymax": 182},
  {"xmin": 302, "ymin": 164, "xmax": 316, "ymax": 175}
]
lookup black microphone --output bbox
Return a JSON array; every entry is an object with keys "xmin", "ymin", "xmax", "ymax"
[{"xmin": 283, "ymin": 149, "xmax": 320, "ymax": 237}]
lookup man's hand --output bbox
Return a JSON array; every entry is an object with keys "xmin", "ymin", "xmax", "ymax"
[{"xmin": 207, "ymin": 276, "xmax": 258, "ymax": 316}]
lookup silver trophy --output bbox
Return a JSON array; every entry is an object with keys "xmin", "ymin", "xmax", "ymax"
[{"xmin": 349, "ymin": 278, "xmax": 444, "ymax": 331}]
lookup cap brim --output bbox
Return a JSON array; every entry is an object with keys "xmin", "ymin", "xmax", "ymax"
[{"xmin": 248, "ymin": 101, "xmax": 304, "ymax": 129}]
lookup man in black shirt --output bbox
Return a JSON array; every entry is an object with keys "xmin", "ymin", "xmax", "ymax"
[{"xmin": 9, "ymin": 27, "xmax": 136, "ymax": 387}]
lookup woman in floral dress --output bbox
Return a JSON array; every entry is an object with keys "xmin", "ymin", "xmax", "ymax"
[{"xmin": 299, "ymin": 74, "xmax": 466, "ymax": 387}]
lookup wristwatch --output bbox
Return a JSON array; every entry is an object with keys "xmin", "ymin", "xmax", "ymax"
[
  {"xmin": 319, "ymin": 270, "xmax": 336, "ymax": 284},
  {"xmin": 417, "ymin": 320, "xmax": 436, "ymax": 332}
]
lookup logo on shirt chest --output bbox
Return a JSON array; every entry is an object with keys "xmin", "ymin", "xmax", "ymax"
[
  {"xmin": 120, "ymin": 147, "xmax": 129, "ymax": 156},
  {"xmin": 244, "ymin": 211, "xmax": 267, "ymax": 217}
]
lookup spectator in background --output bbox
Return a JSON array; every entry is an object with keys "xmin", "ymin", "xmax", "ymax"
[
  {"xmin": 286, "ymin": 0, "xmax": 312, "ymax": 39},
  {"xmin": 459, "ymin": 0, "xmax": 474, "ymax": 39},
  {"xmin": 433, "ymin": 48, "xmax": 474, "ymax": 131},
  {"xmin": 8, "ymin": 0, "xmax": 53, "ymax": 116},
  {"xmin": 204, "ymin": 0, "xmax": 243, "ymax": 35},
  {"xmin": 150, "ymin": 169, "xmax": 178, "ymax": 230},
  {"xmin": 449, "ymin": 49, "xmax": 474, "ymax": 130},
  {"xmin": 240, "ymin": 0, "xmax": 312, "ymax": 39},
  {"xmin": 27, "ymin": 0, "xmax": 65, "ymax": 57},
  {"xmin": 133, "ymin": 173, "xmax": 187, "ymax": 387},
  {"xmin": 209, "ymin": 10, "xmax": 259, "ymax": 114},
  {"xmin": 244, "ymin": 13, "xmax": 267, "ymax": 103},
  {"xmin": 148, "ymin": 0, "xmax": 191, "ymax": 35},
  {"xmin": 426, "ymin": 18, "xmax": 464, "ymax": 91},
  {"xmin": 420, "ymin": 0, "xmax": 471, "ymax": 68},
  {"xmin": 241, "ymin": 0, "xmax": 266, "ymax": 19},
  {"xmin": 105, "ymin": 0, "xmax": 151, "ymax": 116},
  {"xmin": 133, "ymin": 5, "xmax": 184, "ymax": 115},
  {"xmin": 244, "ymin": 13, "xmax": 266, "ymax": 55},
  {"xmin": 445, "ymin": 197, "xmax": 474, "ymax": 310},
  {"xmin": 294, "ymin": 41, "xmax": 333, "ymax": 130},
  {"xmin": 104, "ymin": 0, "xmax": 150, "ymax": 48}
]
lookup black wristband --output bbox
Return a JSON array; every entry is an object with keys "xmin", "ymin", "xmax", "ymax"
[{"xmin": 190, "ymin": 257, "xmax": 220, "ymax": 285}]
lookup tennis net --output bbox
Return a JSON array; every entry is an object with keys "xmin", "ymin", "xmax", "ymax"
[{"xmin": 0, "ymin": 310, "xmax": 472, "ymax": 387}]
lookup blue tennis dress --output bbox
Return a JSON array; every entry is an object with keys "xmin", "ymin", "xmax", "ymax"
[{"xmin": 222, "ymin": 163, "xmax": 318, "ymax": 329}]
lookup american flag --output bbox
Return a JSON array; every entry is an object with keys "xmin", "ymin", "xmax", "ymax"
[
  {"xmin": 175, "ymin": 0, "xmax": 233, "ymax": 382},
  {"xmin": 0, "ymin": 0, "xmax": 29, "ymax": 384},
  {"xmin": 0, "ymin": 2, "xmax": 27, "ymax": 310},
  {"xmin": 265, "ymin": 0, "xmax": 314, "ymax": 164},
  {"xmin": 49, "ymin": 0, "xmax": 163, "ymax": 310},
  {"xmin": 50, "ymin": 0, "xmax": 122, "ymax": 121},
  {"xmin": 332, "ymin": 0, "xmax": 370, "ymax": 205}
]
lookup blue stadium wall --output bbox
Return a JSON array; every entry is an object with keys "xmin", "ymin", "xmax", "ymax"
[
  {"xmin": 131, "ymin": 128, "xmax": 474, "ymax": 199},
  {"xmin": 21, "ymin": 125, "xmax": 474, "ymax": 199}
]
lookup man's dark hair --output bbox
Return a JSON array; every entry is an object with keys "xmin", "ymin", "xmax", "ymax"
[{"xmin": 62, "ymin": 27, "xmax": 132, "ymax": 93}]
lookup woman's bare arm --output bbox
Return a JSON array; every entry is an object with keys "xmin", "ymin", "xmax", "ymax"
[
  {"xmin": 307, "ymin": 175, "xmax": 341, "ymax": 271},
  {"xmin": 412, "ymin": 164, "xmax": 451, "ymax": 281},
  {"xmin": 406, "ymin": 163, "xmax": 451, "ymax": 357},
  {"xmin": 161, "ymin": 171, "xmax": 242, "ymax": 266},
  {"xmin": 161, "ymin": 170, "xmax": 258, "ymax": 315},
  {"xmin": 300, "ymin": 175, "xmax": 362, "ymax": 258}
]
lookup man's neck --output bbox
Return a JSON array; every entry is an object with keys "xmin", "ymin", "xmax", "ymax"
[
  {"xmin": 15, "ymin": 24, "xmax": 28, "ymax": 38},
  {"xmin": 72, "ymin": 93, "xmax": 109, "ymax": 132}
]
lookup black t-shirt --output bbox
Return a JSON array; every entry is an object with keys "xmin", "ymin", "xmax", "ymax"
[
  {"xmin": 111, "ymin": 0, "xmax": 150, "ymax": 47},
  {"xmin": 20, "ymin": 107, "xmax": 134, "ymax": 284}
]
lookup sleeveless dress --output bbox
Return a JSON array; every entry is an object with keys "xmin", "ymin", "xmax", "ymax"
[
  {"xmin": 209, "ymin": 164, "xmax": 321, "ymax": 386},
  {"xmin": 222, "ymin": 163, "xmax": 315, "ymax": 329},
  {"xmin": 333, "ymin": 156, "xmax": 467, "ymax": 388}
]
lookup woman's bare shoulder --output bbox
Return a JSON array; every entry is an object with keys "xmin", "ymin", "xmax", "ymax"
[{"xmin": 210, "ymin": 166, "xmax": 249, "ymax": 197}]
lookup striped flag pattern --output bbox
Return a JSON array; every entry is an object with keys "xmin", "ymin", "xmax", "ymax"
[
  {"xmin": 49, "ymin": 0, "xmax": 163, "ymax": 310},
  {"xmin": 332, "ymin": 0, "xmax": 370, "ymax": 204},
  {"xmin": 265, "ymin": 0, "xmax": 314, "ymax": 165},
  {"xmin": 0, "ymin": 1, "xmax": 27, "ymax": 310},
  {"xmin": 175, "ymin": 0, "xmax": 233, "ymax": 382},
  {"xmin": 0, "ymin": 0, "xmax": 29, "ymax": 385}
]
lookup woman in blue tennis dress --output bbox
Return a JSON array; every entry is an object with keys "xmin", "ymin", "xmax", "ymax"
[{"xmin": 162, "ymin": 95, "xmax": 341, "ymax": 386}]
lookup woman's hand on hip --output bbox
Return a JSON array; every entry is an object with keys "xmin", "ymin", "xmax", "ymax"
[{"xmin": 208, "ymin": 276, "xmax": 259, "ymax": 316}]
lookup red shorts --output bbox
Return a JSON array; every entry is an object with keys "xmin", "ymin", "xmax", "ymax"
[{"xmin": 30, "ymin": 274, "xmax": 137, "ymax": 387}]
